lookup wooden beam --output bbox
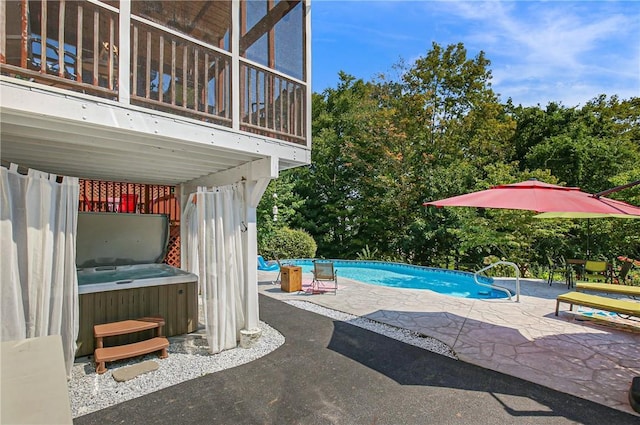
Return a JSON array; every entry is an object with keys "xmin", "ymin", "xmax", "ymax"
[
  {"xmin": 186, "ymin": 2, "xmax": 215, "ymax": 34},
  {"xmin": 239, "ymin": 0, "xmax": 300, "ymax": 54}
]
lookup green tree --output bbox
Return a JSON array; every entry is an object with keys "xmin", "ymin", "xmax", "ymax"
[
  {"xmin": 507, "ymin": 101, "xmax": 578, "ymax": 164},
  {"xmin": 291, "ymin": 43, "xmax": 519, "ymax": 263},
  {"xmin": 258, "ymin": 227, "xmax": 317, "ymax": 260},
  {"xmin": 399, "ymin": 42, "xmax": 501, "ymax": 160},
  {"xmin": 392, "ymin": 43, "xmax": 515, "ymax": 263},
  {"xmin": 257, "ymin": 173, "xmax": 305, "ymax": 250},
  {"xmin": 290, "ymin": 74, "xmax": 382, "ymax": 258},
  {"xmin": 511, "ymin": 95, "xmax": 640, "ymax": 193},
  {"xmin": 263, "ymin": 43, "xmax": 640, "ymax": 276},
  {"xmin": 525, "ymin": 134, "xmax": 636, "ymax": 193}
]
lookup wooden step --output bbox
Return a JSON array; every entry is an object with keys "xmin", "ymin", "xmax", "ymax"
[
  {"xmin": 94, "ymin": 319, "xmax": 164, "ymax": 338},
  {"xmin": 94, "ymin": 337, "xmax": 169, "ymax": 374}
]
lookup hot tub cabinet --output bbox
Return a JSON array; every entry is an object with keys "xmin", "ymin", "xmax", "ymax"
[
  {"xmin": 77, "ymin": 283, "xmax": 197, "ymax": 357},
  {"xmin": 75, "ymin": 213, "xmax": 199, "ymax": 357},
  {"xmin": 76, "ymin": 266, "xmax": 198, "ymax": 357}
]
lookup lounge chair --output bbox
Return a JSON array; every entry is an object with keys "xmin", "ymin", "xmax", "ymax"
[
  {"xmin": 576, "ymin": 282, "xmax": 640, "ymax": 299},
  {"xmin": 555, "ymin": 291, "xmax": 640, "ymax": 318},
  {"xmin": 257, "ymin": 255, "xmax": 279, "ymax": 272},
  {"xmin": 310, "ymin": 261, "xmax": 338, "ymax": 294}
]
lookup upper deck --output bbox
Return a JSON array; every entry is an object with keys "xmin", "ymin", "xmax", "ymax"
[{"xmin": 0, "ymin": 0, "xmax": 311, "ymax": 186}]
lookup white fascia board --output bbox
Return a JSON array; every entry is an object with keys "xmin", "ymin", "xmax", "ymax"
[
  {"xmin": 182, "ymin": 156, "xmax": 278, "ymax": 193},
  {"xmin": 0, "ymin": 78, "xmax": 311, "ymax": 166}
]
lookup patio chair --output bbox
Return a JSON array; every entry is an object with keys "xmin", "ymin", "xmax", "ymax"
[
  {"xmin": 547, "ymin": 255, "xmax": 571, "ymax": 288},
  {"xmin": 580, "ymin": 260, "xmax": 610, "ymax": 283},
  {"xmin": 5, "ymin": 1, "xmax": 77, "ymax": 79},
  {"xmin": 310, "ymin": 261, "xmax": 338, "ymax": 295},
  {"xmin": 612, "ymin": 260, "xmax": 633, "ymax": 285}
]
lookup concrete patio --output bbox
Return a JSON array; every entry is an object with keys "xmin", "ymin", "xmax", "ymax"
[{"xmin": 258, "ymin": 271, "xmax": 640, "ymax": 416}]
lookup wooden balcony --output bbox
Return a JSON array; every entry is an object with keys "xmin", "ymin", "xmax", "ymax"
[
  {"xmin": 1, "ymin": 0, "xmax": 307, "ymax": 145},
  {"xmin": 240, "ymin": 62, "xmax": 306, "ymax": 144}
]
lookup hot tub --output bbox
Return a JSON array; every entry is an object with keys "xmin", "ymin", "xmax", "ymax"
[
  {"xmin": 75, "ymin": 212, "xmax": 199, "ymax": 357},
  {"xmin": 77, "ymin": 263, "xmax": 197, "ymax": 294}
]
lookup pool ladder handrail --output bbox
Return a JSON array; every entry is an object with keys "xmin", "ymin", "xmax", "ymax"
[{"xmin": 473, "ymin": 261, "xmax": 520, "ymax": 302}]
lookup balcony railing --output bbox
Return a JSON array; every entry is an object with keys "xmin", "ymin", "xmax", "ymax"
[
  {"xmin": 129, "ymin": 15, "xmax": 232, "ymax": 126},
  {"xmin": 2, "ymin": 0, "xmax": 120, "ymax": 97},
  {"xmin": 240, "ymin": 60, "xmax": 306, "ymax": 144},
  {"xmin": 1, "ymin": 0, "xmax": 307, "ymax": 145}
]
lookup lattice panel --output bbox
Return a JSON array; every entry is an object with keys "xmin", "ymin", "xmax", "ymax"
[
  {"xmin": 79, "ymin": 179, "xmax": 179, "ymax": 221},
  {"xmin": 79, "ymin": 179, "xmax": 181, "ymax": 265},
  {"xmin": 164, "ymin": 225, "xmax": 181, "ymax": 267}
]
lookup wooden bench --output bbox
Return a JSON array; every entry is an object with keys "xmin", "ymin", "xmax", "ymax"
[{"xmin": 94, "ymin": 318, "xmax": 169, "ymax": 374}]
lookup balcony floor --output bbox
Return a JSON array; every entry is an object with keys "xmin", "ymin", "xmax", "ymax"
[{"xmin": 1, "ymin": 78, "xmax": 309, "ymax": 185}]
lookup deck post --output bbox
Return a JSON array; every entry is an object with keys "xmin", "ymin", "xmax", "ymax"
[
  {"xmin": 243, "ymin": 179, "xmax": 270, "ymax": 333},
  {"xmin": 118, "ymin": 0, "xmax": 131, "ymax": 103}
]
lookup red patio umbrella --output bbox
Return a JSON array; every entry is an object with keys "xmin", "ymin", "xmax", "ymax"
[
  {"xmin": 424, "ymin": 180, "xmax": 640, "ymax": 216},
  {"xmin": 424, "ymin": 179, "xmax": 640, "ymax": 257}
]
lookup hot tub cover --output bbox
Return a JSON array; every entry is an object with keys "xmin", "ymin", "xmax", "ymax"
[{"xmin": 76, "ymin": 212, "xmax": 170, "ymax": 268}]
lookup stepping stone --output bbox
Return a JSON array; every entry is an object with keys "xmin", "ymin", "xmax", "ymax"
[{"xmin": 112, "ymin": 360, "xmax": 159, "ymax": 382}]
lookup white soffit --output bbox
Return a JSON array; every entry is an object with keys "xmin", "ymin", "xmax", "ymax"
[{"xmin": 0, "ymin": 79, "xmax": 311, "ymax": 185}]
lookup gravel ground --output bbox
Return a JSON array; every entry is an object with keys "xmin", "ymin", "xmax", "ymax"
[
  {"xmin": 68, "ymin": 321, "xmax": 285, "ymax": 418},
  {"xmin": 69, "ymin": 301, "xmax": 456, "ymax": 418},
  {"xmin": 284, "ymin": 300, "xmax": 457, "ymax": 359}
]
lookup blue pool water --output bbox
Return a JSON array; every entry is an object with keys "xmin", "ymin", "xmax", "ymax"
[{"xmin": 285, "ymin": 259, "xmax": 508, "ymax": 299}]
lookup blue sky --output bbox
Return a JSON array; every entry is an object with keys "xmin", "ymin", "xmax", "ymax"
[{"xmin": 311, "ymin": 1, "xmax": 640, "ymax": 107}]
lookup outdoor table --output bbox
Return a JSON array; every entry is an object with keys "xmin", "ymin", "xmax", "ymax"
[
  {"xmin": 564, "ymin": 259, "xmax": 585, "ymax": 288},
  {"xmin": 565, "ymin": 259, "xmax": 614, "ymax": 286}
]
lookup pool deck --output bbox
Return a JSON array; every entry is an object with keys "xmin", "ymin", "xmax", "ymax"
[{"xmin": 258, "ymin": 271, "xmax": 640, "ymax": 416}]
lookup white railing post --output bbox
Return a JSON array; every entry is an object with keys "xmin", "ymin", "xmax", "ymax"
[
  {"xmin": 474, "ymin": 261, "xmax": 520, "ymax": 302},
  {"xmin": 118, "ymin": 0, "xmax": 130, "ymax": 104},
  {"xmin": 305, "ymin": 0, "xmax": 312, "ymax": 148},
  {"xmin": 231, "ymin": 0, "xmax": 240, "ymax": 131}
]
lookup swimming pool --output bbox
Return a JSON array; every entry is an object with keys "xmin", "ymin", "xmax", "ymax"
[{"xmin": 285, "ymin": 259, "xmax": 510, "ymax": 299}]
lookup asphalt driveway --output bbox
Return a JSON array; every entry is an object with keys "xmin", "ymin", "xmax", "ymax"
[{"xmin": 74, "ymin": 295, "xmax": 638, "ymax": 425}]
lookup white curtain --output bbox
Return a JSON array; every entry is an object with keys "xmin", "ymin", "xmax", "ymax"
[
  {"xmin": 1, "ymin": 164, "xmax": 79, "ymax": 376},
  {"xmin": 183, "ymin": 184, "xmax": 246, "ymax": 353}
]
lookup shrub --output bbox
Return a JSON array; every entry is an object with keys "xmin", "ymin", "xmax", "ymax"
[
  {"xmin": 355, "ymin": 245, "xmax": 378, "ymax": 260},
  {"xmin": 259, "ymin": 227, "xmax": 317, "ymax": 260}
]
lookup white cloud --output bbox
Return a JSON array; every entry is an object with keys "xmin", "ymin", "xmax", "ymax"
[
  {"xmin": 311, "ymin": 0, "xmax": 640, "ymax": 105},
  {"xmin": 441, "ymin": 1, "xmax": 640, "ymax": 105}
]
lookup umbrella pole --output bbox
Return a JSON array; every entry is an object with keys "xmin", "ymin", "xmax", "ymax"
[{"xmin": 586, "ymin": 218, "xmax": 590, "ymax": 258}]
